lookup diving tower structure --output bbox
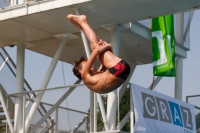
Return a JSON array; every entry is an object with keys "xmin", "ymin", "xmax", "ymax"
[{"xmin": 0, "ymin": 0, "xmax": 199, "ymax": 132}]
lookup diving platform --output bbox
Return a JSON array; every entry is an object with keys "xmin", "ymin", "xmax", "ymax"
[{"xmin": 0, "ymin": 0, "xmax": 199, "ymax": 64}]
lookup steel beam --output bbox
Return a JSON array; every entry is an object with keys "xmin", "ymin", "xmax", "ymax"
[
  {"xmin": 183, "ymin": 11, "xmax": 195, "ymax": 40},
  {"xmin": 71, "ymin": 116, "xmax": 88, "ymax": 133},
  {"xmin": 29, "ymin": 79, "xmax": 81, "ymax": 133},
  {"xmin": 116, "ymin": 111, "xmax": 130, "ymax": 130},
  {"xmin": 75, "ymin": 9, "xmax": 95, "ymax": 132},
  {"xmin": 119, "ymin": 63, "xmax": 136, "ymax": 102},
  {"xmin": 148, "ymin": 76, "xmax": 163, "ymax": 90},
  {"xmin": 122, "ymin": 22, "xmax": 187, "ymax": 58},
  {"xmin": 23, "ymin": 36, "xmax": 68, "ymax": 133},
  {"xmin": 0, "ymin": 56, "xmax": 9, "ymax": 71}
]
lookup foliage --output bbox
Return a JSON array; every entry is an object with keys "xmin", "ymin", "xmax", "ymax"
[
  {"xmin": 96, "ymin": 87, "xmax": 131, "ymax": 132},
  {"xmin": 0, "ymin": 120, "xmax": 6, "ymax": 131},
  {"xmin": 119, "ymin": 87, "xmax": 130, "ymax": 132},
  {"xmin": 196, "ymin": 112, "xmax": 200, "ymax": 130},
  {"xmin": 97, "ymin": 95, "xmax": 107, "ymax": 131}
]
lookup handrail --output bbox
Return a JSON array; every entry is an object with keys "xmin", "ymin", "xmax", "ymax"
[{"xmin": 7, "ymin": 83, "xmax": 85, "ymax": 97}]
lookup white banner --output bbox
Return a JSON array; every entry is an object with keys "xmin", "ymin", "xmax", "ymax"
[{"xmin": 131, "ymin": 84, "xmax": 196, "ymax": 133}]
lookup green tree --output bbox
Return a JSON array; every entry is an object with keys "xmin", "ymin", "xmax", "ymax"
[
  {"xmin": 119, "ymin": 87, "xmax": 130, "ymax": 132},
  {"xmin": 196, "ymin": 112, "xmax": 200, "ymax": 130},
  {"xmin": 0, "ymin": 120, "xmax": 6, "ymax": 131},
  {"xmin": 97, "ymin": 95, "xmax": 107, "ymax": 131},
  {"xmin": 96, "ymin": 87, "xmax": 131, "ymax": 132}
]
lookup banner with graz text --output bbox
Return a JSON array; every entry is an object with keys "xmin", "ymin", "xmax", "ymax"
[{"xmin": 131, "ymin": 84, "xmax": 196, "ymax": 133}]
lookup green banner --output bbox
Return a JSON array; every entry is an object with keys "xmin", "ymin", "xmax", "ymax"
[{"xmin": 152, "ymin": 15, "xmax": 176, "ymax": 76}]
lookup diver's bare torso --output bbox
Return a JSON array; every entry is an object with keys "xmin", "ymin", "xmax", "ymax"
[
  {"xmin": 84, "ymin": 70, "xmax": 124, "ymax": 94},
  {"xmin": 84, "ymin": 50, "xmax": 124, "ymax": 94}
]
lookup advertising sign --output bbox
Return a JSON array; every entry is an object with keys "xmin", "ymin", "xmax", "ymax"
[{"xmin": 131, "ymin": 84, "xmax": 196, "ymax": 133}]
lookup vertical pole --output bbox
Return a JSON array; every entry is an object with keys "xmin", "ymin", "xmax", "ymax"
[
  {"xmin": 56, "ymin": 108, "xmax": 58, "ymax": 133},
  {"xmin": 107, "ymin": 25, "xmax": 120, "ymax": 130},
  {"xmin": 49, "ymin": 119, "xmax": 54, "ymax": 133},
  {"xmin": 90, "ymin": 91, "xmax": 94, "ymax": 132},
  {"xmin": 130, "ymin": 88, "xmax": 134, "ymax": 133},
  {"xmin": 14, "ymin": 44, "xmax": 25, "ymax": 133},
  {"xmin": 10, "ymin": 0, "xmax": 13, "ymax": 6},
  {"xmin": 76, "ymin": 8, "xmax": 109, "ymax": 131},
  {"xmin": 175, "ymin": 13, "xmax": 184, "ymax": 100},
  {"xmin": 24, "ymin": 37, "xmax": 68, "ymax": 133},
  {"xmin": 13, "ymin": 0, "xmax": 17, "ymax": 5},
  {"xmin": 176, "ymin": 13, "xmax": 184, "ymax": 45},
  {"xmin": 18, "ymin": 0, "xmax": 24, "ymax": 4},
  {"xmin": 94, "ymin": 93, "xmax": 97, "ymax": 132},
  {"xmin": 75, "ymin": 9, "xmax": 95, "ymax": 132},
  {"xmin": 174, "ymin": 57, "xmax": 183, "ymax": 100},
  {"xmin": 86, "ymin": 116, "xmax": 89, "ymax": 133},
  {"xmin": 23, "ymin": 94, "xmax": 26, "ymax": 133}
]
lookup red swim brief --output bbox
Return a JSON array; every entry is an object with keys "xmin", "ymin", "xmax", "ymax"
[{"xmin": 108, "ymin": 60, "xmax": 130, "ymax": 81}]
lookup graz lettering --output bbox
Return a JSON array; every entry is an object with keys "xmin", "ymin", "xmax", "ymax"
[{"xmin": 141, "ymin": 92, "xmax": 193, "ymax": 130}]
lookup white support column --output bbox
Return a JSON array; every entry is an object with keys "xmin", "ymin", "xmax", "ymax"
[
  {"xmin": 14, "ymin": 44, "xmax": 25, "ymax": 133},
  {"xmin": 56, "ymin": 108, "xmax": 58, "ymax": 133},
  {"xmin": 176, "ymin": 13, "xmax": 184, "ymax": 45},
  {"xmin": 86, "ymin": 116, "xmax": 89, "ymax": 133},
  {"xmin": 49, "ymin": 119, "xmax": 54, "ymax": 133},
  {"xmin": 23, "ymin": 36, "xmax": 68, "ymax": 133},
  {"xmin": 18, "ymin": 0, "xmax": 24, "ymax": 4},
  {"xmin": 75, "ymin": 9, "xmax": 95, "ymax": 132},
  {"xmin": 90, "ymin": 91, "xmax": 94, "ymax": 132},
  {"xmin": 174, "ymin": 57, "xmax": 183, "ymax": 100},
  {"xmin": 13, "ymin": 0, "xmax": 17, "ymax": 6},
  {"xmin": 94, "ymin": 93, "xmax": 97, "ymax": 132},
  {"xmin": 22, "ymin": 94, "xmax": 26, "ymax": 133},
  {"xmin": 175, "ymin": 12, "xmax": 184, "ymax": 100},
  {"xmin": 107, "ymin": 25, "xmax": 121, "ymax": 130},
  {"xmin": 130, "ymin": 88, "xmax": 134, "ymax": 133}
]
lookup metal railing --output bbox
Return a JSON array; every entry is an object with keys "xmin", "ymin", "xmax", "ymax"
[
  {"xmin": 7, "ymin": 83, "xmax": 89, "ymax": 133},
  {"xmin": 0, "ymin": 48, "xmax": 90, "ymax": 132},
  {"xmin": 186, "ymin": 95, "xmax": 200, "ymax": 133}
]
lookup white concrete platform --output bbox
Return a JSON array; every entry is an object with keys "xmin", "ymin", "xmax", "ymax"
[{"xmin": 0, "ymin": 0, "xmax": 199, "ymax": 65}]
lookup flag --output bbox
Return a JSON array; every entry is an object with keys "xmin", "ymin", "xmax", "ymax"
[{"xmin": 152, "ymin": 14, "xmax": 176, "ymax": 76}]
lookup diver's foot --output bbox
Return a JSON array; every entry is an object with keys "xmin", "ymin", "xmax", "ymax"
[{"xmin": 67, "ymin": 14, "xmax": 86, "ymax": 30}]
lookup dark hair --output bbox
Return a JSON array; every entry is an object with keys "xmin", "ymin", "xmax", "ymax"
[{"xmin": 72, "ymin": 56, "xmax": 86, "ymax": 79}]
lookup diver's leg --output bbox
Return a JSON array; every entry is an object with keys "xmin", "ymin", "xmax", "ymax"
[{"xmin": 67, "ymin": 14, "xmax": 100, "ymax": 51}]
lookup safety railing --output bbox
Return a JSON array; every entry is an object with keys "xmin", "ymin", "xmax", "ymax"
[
  {"xmin": 186, "ymin": 95, "xmax": 200, "ymax": 133},
  {"xmin": 0, "ymin": 47, "xmax": 91, "ymax": 132},
  {"xmin": 7, "ymin": 83, "xmax": 89, "ymax": 133}
]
